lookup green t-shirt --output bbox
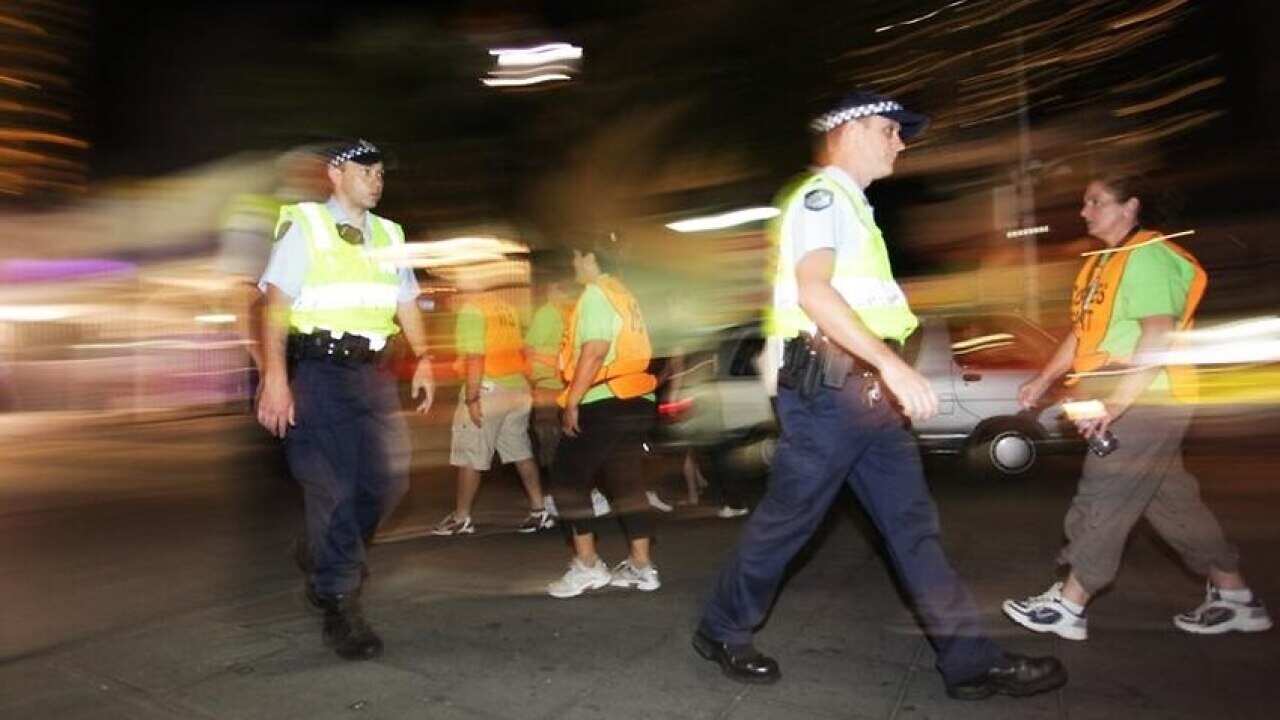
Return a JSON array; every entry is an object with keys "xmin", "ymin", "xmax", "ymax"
[
  {"xmin": 1099, "ymin": 243, "xmax": 1195, "ymax": 391},
  {"xmin": 572, "ymin": 280, "xmax": 655, "ymax": 405},
  {"xmin": 525, "ymin": 302, "xmax": 566, "ymax": 390},
  {"xmin": 455, "ymin": 304, "xmax": 527, "ymax": 389}
]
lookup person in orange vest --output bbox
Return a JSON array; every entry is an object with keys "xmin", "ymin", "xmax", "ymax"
[
  {"xmin": 545, "ymin": 240, "xmax": 661, "ymax": 598},
  {"xmin": 1004, "ymin": 173, "xmax": 1271, "ymax": 640},
  {"xmin": 433, "ymin": 274, "xmax": 553, "ymax": 536},
  {"xmin": 524, "ymin": 276, "xmax": 577, "ymax": 476}
]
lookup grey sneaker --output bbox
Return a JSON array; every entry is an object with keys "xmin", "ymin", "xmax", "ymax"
[
  {"xmin": 609, "ymin": 559, "xmax": 661, "ymax": 592},
  {"xmin": 431, "ymin": 512, "xmax": 475, "ymax": 536},
  {"xmin": 1002, "ymin": 581, "xmax": 1088, "ymax": 641},
  {"xmin": 547, "ymin": 557, "xmax": 612, "ymax": 598},
  {"xmin": 1174, "ymin": 584, "xmax": 1273, "ymax": 635}
]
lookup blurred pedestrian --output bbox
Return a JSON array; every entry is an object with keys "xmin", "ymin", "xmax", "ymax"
[
  {"xmin": 433, "ymin": 279, "xmax": 553, "ymax": 536},
  {"xmin": 256, "ymin": 138, "xmax": 435, "ymax": 660},
  {"xmin": 524, "ymin": 276, "xmax": 576, "ymax": 477},
  {"xmin": 217, "ymin": 147, "xmax": 326, "ymax": 392},
  {"xmin": 1004, "ymin": 173, "xmax": 1272, "ymax": 639},
  {"xmin": 692, "ymin": 92, "xmax": 1066, "ymax": 700},
  {"xmin": 545, "ymin": 240, "xmax": 661, "ymax": 598}
]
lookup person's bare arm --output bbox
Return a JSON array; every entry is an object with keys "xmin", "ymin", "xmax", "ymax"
[
  {"xmin": 561, "ymin": 340, "xmax": 610, "ymax": 436},
  {"xmin": 396, "ymin": 301, "xmax": 435, "ymax": 414},
  {"xmin": 256, "ymin": 284, "xmax": 294, "ymax": 437},
  {"xmin": 1075, "ymin": 315, "xmax": 1173, "ymax": 438},
  {"xmin": 1018, "ymin": 334, "xmax": 1078, "ymax": 409}
]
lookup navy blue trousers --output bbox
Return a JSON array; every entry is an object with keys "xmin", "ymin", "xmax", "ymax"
[
  {"xmin": 699, "ymin": 375, "xmax": 1004, "ymax": 684},
  {"xmin": 285, "ymin": 359, "xmax": 410, "ymax": 596}
]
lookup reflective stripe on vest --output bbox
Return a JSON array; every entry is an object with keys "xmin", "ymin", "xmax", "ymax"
[
  {"xmin": 1068, "ymin": 229, "xmax": 1206, "ymax": 402},
  {"xmin": 765, "ymin": 171, "xmax": 918, "ymax": 344},
  {"xmin": 557, "ymin": 275, "xmax": 657, "ymax": 406},
  {"xmin": 469, "ymin": 294, "xmax": 527, "ymax": 377},
  {"xmin": 278, "ymin": 202, "xmax": 404, "ymax": 343}
]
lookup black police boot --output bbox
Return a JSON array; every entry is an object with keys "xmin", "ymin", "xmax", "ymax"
[
  {"xmin": 945, "ymin": 653, "xmax": 1067, "ymax": 700},
  {"xmin": 315, "ymin": 593, "xmax": 384, "ymax": 661},
  {"xmin": 692, "ymin": 629, "xmax": 780, "ymax": 684}
]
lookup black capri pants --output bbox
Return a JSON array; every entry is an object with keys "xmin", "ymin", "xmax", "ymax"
[{"xmin": 551, "ymin": 396, "xmax": 657, "ymax": 539}]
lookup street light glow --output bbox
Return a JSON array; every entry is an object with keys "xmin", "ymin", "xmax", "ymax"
[{"xmin": 666, "ymin": 207, "xmax": 780, "ymax": 233}]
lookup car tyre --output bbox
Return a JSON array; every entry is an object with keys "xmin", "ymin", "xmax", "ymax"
[{"xmin": 965, "ymin": 418, "xmax": 1040, "ymax": 481}]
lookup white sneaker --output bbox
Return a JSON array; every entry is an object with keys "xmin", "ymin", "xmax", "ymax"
[
  {"xmin": 609, "ymin": 559, "xmax": 661, "ymax": 592},
  {"xmin": 590, "ymin": 488, "xmax": 612, "ymax": 516},
  {"xmin": 716, "ymin": 506, "xmax": 749, "ymax": 519},
  {"xmin": 547, "ymin": 557, "xmax": 611, "ymax": 598},
  {"xmin": 431, "ymin": 512, "xmax": 474, "ymax": 536},
  {"xmin": 543, "ymin": 494, "xmax": 559, "ymax": 517},
  {"xmin": 518, "ymin": 509, "xmax": 556, "ymax": 533},
  {"xmin": 1001, "ymin": 581, "xmax": 1088, "ymax": 641},
  {"xmin": 646, "ymin": 490, "xmax": 674, "ymax": 512},
  {"xmin": 1174, "ymin": 583, "xmax": 1273, "ymax": 635}
]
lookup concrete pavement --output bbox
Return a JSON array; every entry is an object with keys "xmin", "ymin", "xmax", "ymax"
[{"xmin": 1, "ymin": 411, "xmax": 1277, "ymax": 719}]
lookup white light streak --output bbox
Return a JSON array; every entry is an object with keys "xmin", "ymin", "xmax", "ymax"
[
  {"xmin": 876, "ymin": 0, "xmax": 969, "ymax": 33},
  {"xmin": 666, "ymin": 207, "xmax": 780, "ymax": 233},
  {"xmin": 489, "ymin": 43, "xmax": 583, "ymax": 67},
  {"xmin": 194, "ymin": 314, "xmax": 236, "ymax": 324},
  {"xmin": 481, "ymin": 74, "xmax": 571, "ymax": 88},
  {"xmin": 1005, "ymin": 225, "xmax": 1050, "ymax": 238}
]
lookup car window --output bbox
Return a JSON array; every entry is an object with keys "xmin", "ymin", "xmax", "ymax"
[
  {"xmin": 728, "ymin": 336, "xmax": 765, "ymax": 377},
  {"xmin": 946, "ymin": 316, "xmax": 1048, "ymax": 370}
]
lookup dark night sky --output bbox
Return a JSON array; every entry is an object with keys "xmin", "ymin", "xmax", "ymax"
[{"xmin": 84, "ymin": 0, "xmax": 1279, "ymax": 234}]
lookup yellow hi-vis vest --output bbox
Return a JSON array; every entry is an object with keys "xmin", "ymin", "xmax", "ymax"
[
  {"xmin": 763, "ymin": 171, "xmax": 919, "ymax": 344},
  {"xmin": 275, "ymin": 202, "xmax": 405, "ymax": 342}
]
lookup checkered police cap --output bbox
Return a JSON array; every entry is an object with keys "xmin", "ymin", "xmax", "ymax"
[
  {"xmin": 327, "ymin": 139, "xmax": 383, "ymax": 168},
  {"xmin": 809, "ymin": 91, "xmax": 928, "ymax": 139}
]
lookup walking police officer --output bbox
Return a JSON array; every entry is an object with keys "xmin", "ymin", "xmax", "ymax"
[
  {"xmin": 257, "ymin": 139, "xmax": 435, "ymax": 660},
  {"xmin": 692, "ymin": 93, "xmax": 1067, "ymax": 700}
]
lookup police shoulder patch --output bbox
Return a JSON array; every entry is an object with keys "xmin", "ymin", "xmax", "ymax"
[
  {"xmin": 274, "ymin": 220, "xmax": 292, "ymax": 242},
  {"xmin": 804, "ymin": 189, "xmax": 833, "ymax": 211}
]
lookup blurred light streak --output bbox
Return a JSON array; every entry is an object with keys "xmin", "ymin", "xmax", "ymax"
[
  {"xmin": 1079, "ymin": 230, "xmax": 1195, "ymax": 256},
  {"xmin": 480, "ymin": 74, "xmax": 570, "ymax": 88},
  {"xmin": 1110, "ymin": 0, "xmax": 1190, "ymax": 30},
  {"xmin": 951, "ymin": 333, "xmax": 1015, "ymax": 351},
  {"xmin": 1110, "ymin": 56, "xmax": 1215, "ymax": 94},
  {"xmin": 194, "ymin": 314, "xmax": 237, "ymax": 325},
  {"xmin": 665, "ymin": 207, "xmax": 780, "ymax": 233},
  {"xmin": 0, "ymin": 304, "xmax": 92, "ymax": 322},
  {"xmin": 1096, "ymin": 109, "xmax": 1226, "ymax": 146},
  {"xmin": 1173, "ymin": 317, "xmax": 1280, "ymax": 344},
  {"xmin": 0, "ymin": 129, "xmax": 88, "ymax": 147},
  {"xmin": 875, "ymin": 0, "xmax": 970, "ymax": 33},
  {"xmin": 1005, "ymin": 225, "xmax": 1049, "ymax": 238},
  {"xmin": 1112, "ymin": 76, "xmax": 1224, "ymax": 117},
  {"xmin": 489, "ymin": 63, "xmax": 576, "ymax": 77},
  {"xmin": 489, "ymin": 43, "xmax": 582, "ymax": 67},
  {"xmin": 0, "ymin": 13, "xmax": 46, "ymax": 35}
]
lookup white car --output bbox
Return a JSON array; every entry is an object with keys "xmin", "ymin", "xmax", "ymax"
[{"xmin": 653, "ymin": 312, "xmax": 1081, "ymax": 481}]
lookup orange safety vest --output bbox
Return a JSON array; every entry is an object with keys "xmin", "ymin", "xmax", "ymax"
[
  {"xmin": 470, "ymin": 294, "xmax": 528, "ymax": 378},
  {"xmin": 1068, "ymin": 229, "xmax": 1207, "ymax": 401},
  {"xmin": 557, "ymin": 275, "xmax": 657, "ymax": 406}
]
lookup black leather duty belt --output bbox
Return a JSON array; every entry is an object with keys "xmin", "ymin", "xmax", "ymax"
[{"xmin": 287, "ymin": 330, "xmax": 383, "ymax": 364}]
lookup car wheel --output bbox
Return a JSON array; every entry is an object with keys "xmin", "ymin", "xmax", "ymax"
[{"xmin": 965, "ymin": 419, "xmax": 1040, "ymax": 481}]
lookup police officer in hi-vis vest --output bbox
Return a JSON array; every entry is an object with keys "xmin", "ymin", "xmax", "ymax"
[
  {"xmin": 692, "ymin": 92, "xmax": 1067, "ymax": 700},
  {"xmin": 257, "ymin": 139, "xmax": 435, "ymax": 660}
]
